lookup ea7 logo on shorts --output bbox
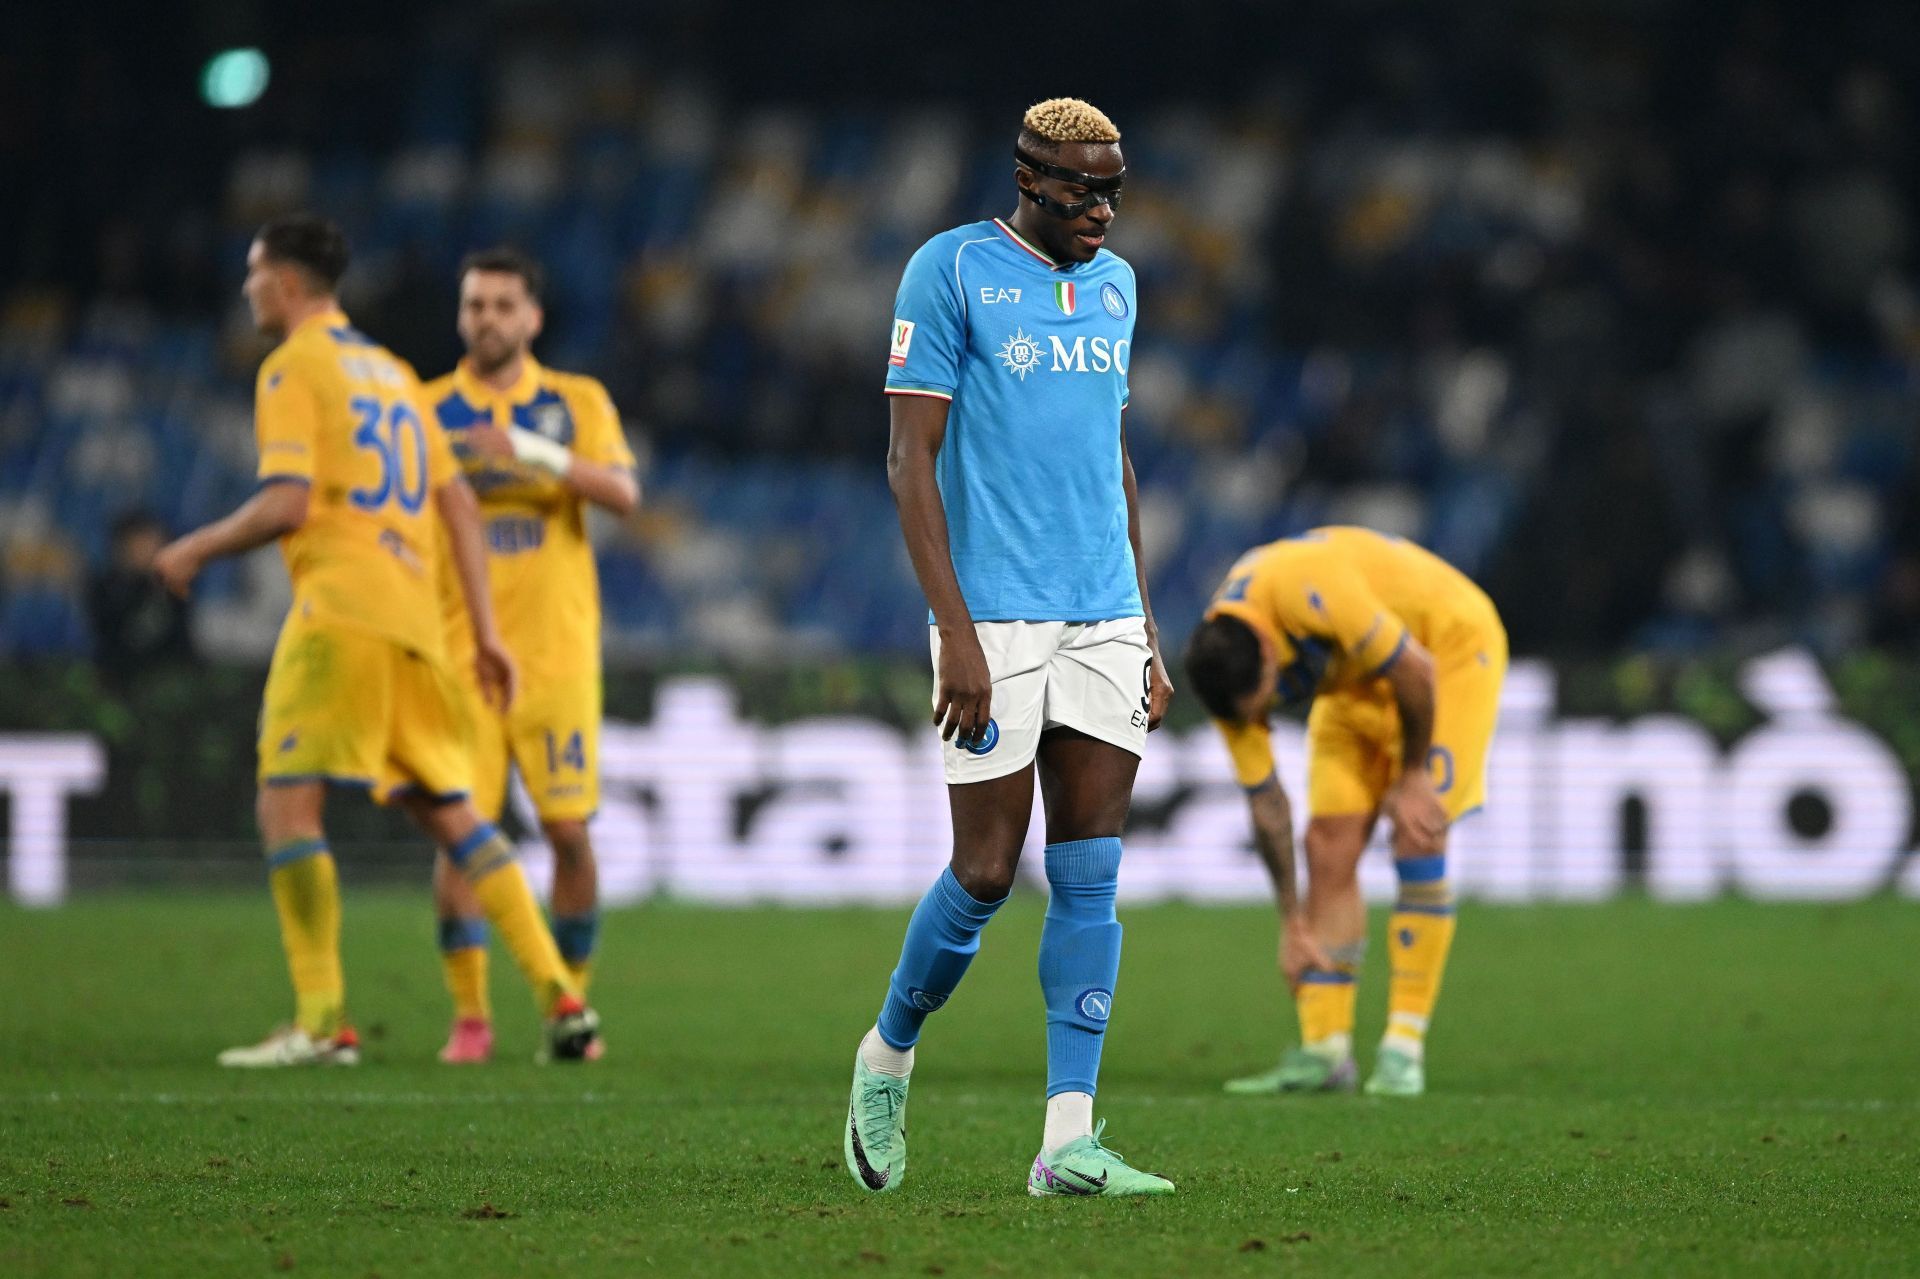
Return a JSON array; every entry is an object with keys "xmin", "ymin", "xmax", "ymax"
[
  {"xmin": 1076, "ymin": 988, "xmax": 1113, "ymax": 1022},
  {"xmin": 909, "ymin": 988, "xmax": 949, "ymax": 1012},
  {"xmin": 889, "ymin": 318, "xmax": 915, "ymax": 368}
]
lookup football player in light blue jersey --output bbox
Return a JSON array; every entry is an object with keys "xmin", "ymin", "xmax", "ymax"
[{"xmin": 844, "ymin": 98, "xmax": 1175, "ymax": 1198}]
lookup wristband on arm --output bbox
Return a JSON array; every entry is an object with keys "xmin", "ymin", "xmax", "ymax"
[{"xmin": 507, "ymin": 426, "xmax": 571, "ymax": 476}]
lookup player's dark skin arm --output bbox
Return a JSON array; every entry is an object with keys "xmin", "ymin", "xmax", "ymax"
[
  {"xmin": 152, "ymin": 480, "xmax": 309, "ymax": 596},
  {"xmin": 1382, "ymin": 639, "xmax": 1446, "ymax": 855},
  {"xmin": 434, "ymin": 477, "xmax": 517, "ymax": 713},
  {"xmin": 890, "ymin": 393, "xmax": 1039, "ymax": 901},
  {"xmin": 1120, "ymin": 422, "xmax": 1173, "ymax": 729},
  {"xmin": 887, "ymin": 394, "xmax": 990, "ymax": 744}
]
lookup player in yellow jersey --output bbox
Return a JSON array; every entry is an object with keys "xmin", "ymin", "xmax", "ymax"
[
  {"xmin": 153, "ymin": 215, "xmax": 601, "ymax": 1067},
  {"xmin": 1181, "ymin": 527, "xmax": 1507, "ymax": 1097},
  {"xmin": 411, "ymin": 248, "xmax": 638, "ymax": 1065}
]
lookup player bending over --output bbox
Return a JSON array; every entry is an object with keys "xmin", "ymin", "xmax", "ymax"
[
  {"xmin": 407, "ymin": 248, "xmax": 638, "ymax": 1064},
  {"xmin": 1183, "ymin": 527, "xmax": 1506, "ymax": 1097},
  {"xmin": 155, "ymin": 215, "xmax": 600, "ymax": 1067},
  {"xmin": 845, "ymin": 98, "xmax": 1174, "ymax": 1197}
]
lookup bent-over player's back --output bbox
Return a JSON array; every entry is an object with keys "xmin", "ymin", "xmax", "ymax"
[{"xmin": 1211, "ymin": 527, "xmax": 1499, "ymax": 678}]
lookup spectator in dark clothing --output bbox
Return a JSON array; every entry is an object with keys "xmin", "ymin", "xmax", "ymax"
[{"xmin": 88, "ymin": 511, "xmax": 196, "ymax": 680}]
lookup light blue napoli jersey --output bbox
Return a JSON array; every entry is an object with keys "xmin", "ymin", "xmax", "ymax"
[{"xmin": 885, "ymin": 217, "xmax": 1142, "ymax": 622}]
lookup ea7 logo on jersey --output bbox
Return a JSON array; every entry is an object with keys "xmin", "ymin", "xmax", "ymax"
[
  {"xmin": 978, "ymin": 287, "xmax": 1022, "ymax": 304},
  {"xmin": 889, "ymin": 318, "xmax": 915, "ymax": 368}
]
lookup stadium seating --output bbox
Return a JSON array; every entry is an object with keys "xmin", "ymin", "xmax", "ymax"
[{"xmin": 5, "ymin": 39, "xmax": 1914, "ymax": 660}]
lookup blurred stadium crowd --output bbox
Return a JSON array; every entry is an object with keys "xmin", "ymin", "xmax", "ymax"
[{"xmin": 2, "ymin": 2, "xmax": 1917, "ymax": 665}]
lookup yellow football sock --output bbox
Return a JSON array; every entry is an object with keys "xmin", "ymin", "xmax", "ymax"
[
  {"xmin": 566, "ymin": 960, "xmax": 592, "ymax": 994},
  {"xmin": 437, "ymin": 917, "xmax": 491, "ymax": 1021},
  {"xmin": 1294, "ymin": 940, "xmax": 1363, "ymax": 1052},
  {"xmin": 1386, "ymin": 855, "xmax": 1458, "ymax": 1055},
  {"xmin": 451, "ymin": 826, "xmax": 576, "ymax": 1013},
  {"xmin": 266, "ymin": 839, "xmax": 344, "ymax": 1038}
]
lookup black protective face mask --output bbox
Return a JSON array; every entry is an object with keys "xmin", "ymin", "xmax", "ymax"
[{"xmin": 1014, "ymin": 145, "xmax": 1125, "ymax": 219}]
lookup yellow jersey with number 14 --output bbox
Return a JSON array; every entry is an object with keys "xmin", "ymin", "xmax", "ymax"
[
  {"xmin": 422, "ymin": 356, "xmax": 634, "ymax": 687},
  {"xmin": 254, "ymin": 308, "xmax": 456, "ymax": 658}
]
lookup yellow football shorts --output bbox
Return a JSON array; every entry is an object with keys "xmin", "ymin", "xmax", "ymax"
[
  {"xmin": 448, "ymin": 672, "xmax": 601, "ymax": 825},
  {"xmin": 258, "ymin": 618, "xmax": 473, "ymax": 801},
  {"xmin": 1305, "ymin": 623, "xmax": 1508, "ymax": 822}
]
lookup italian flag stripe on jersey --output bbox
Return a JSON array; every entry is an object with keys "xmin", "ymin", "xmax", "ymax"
[{"xmin": 1054, "ymin": 281, "xmax": 1076, "ymax": 315}]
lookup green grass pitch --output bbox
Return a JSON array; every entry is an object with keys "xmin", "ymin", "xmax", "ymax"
[{"xmin": 2, "ymin": 892, "xmax": 1917, "ymax": 1276}]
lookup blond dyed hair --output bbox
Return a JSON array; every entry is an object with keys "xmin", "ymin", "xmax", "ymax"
[{"xmin": 1020, "ymin": 98, "xmax": 1121, "ymax": 147}]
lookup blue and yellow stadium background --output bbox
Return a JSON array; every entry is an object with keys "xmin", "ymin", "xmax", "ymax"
[
  {"xmin": 5, "ymin": 7, "xmax": 1920, "ymax": 1275},
  {"xmin": 5, "ymin": 3, "xmax": 1919, "ymax": 907}
]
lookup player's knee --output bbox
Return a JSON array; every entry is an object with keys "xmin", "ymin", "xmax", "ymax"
[
  {"xmin": 1043, "ymin": 803, "xmax": 1126, "ymax": 846},
  {"xmin": 1304, "ymin": 822, "xmax": 1363, "ymax": 888},
  {"xmin": 253, "ymin": 789, "xmax": 277, "ymax": 838},
  {"xmin": 543, "ymin": 819, "xmax": 593, "ymax": 870},
  {"xmin": 950, "ymin": 852, "xmax": 1020, "ymax": 902},
  {"xmin": 255, "ymin": 784, "xmax": 321, "ymax": 844},
  {"xmin": 407, "ymin": 797, "xmax": 462, "ymax": 847}
]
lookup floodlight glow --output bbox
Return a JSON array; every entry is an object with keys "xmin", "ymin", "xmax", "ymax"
[{"xmin": 201, "ymin": 49, "xmax": 269, "ymax": 109}]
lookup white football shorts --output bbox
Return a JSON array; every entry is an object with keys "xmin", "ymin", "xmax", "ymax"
[{"xmin": 929, "ymin": 617, "xmax": 1153, "ymax": 784}]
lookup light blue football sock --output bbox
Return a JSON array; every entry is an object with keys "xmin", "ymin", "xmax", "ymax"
[
  {"xmin": 1038, "ymin": 837, "xmax": 1124, "ymax": 1098},
  {"xmin": 874, "ymin": 867, "xmax": 1006, "ymax": 1050}
]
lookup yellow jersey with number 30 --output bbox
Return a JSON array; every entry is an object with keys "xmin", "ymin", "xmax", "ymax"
[
  {"xmin": 254, "ymin": 308, "xmax": 456, "ymax": 657},
  {"xmin": 422, "ymin": 356, "xmax": 634, "ymax": 688}
]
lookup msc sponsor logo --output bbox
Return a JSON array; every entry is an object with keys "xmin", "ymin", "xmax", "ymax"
[
  {"xmin": 998, "ymin": 330, "xmax": 1132, "ymax": 378},
  {"xmin": 998, "ymin": 330, "xmax": 1045, "ymax": 380},
  {"xmin": 1047, "ymin": 335, "xmax": 1129, "ymax": 374}
]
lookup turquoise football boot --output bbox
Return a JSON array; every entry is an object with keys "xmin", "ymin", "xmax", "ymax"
[
  {"xmin": 844, "ymin": 1053, "xmax": 909, "ymax": 1192},
  {"xmin": 1028, "ymin": 1121, "xmax": 1174, "ymax": 1197},
  {"xmin": 1364, "ymin": 1046, "xmax": 1426, "ymax": 1097},
  {"xmin": 1224, "ymin": 1045, "xmax": 1358, "ymax": 1095}
]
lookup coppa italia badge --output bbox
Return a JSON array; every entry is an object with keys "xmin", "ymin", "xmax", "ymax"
[
  {"xmin": 889, "ymin": 318, "xmax": 915, "ymax": 368},
  {"xmin": 1053, "ymin": 281, "xmax": 1076, "ymax": 315}
]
